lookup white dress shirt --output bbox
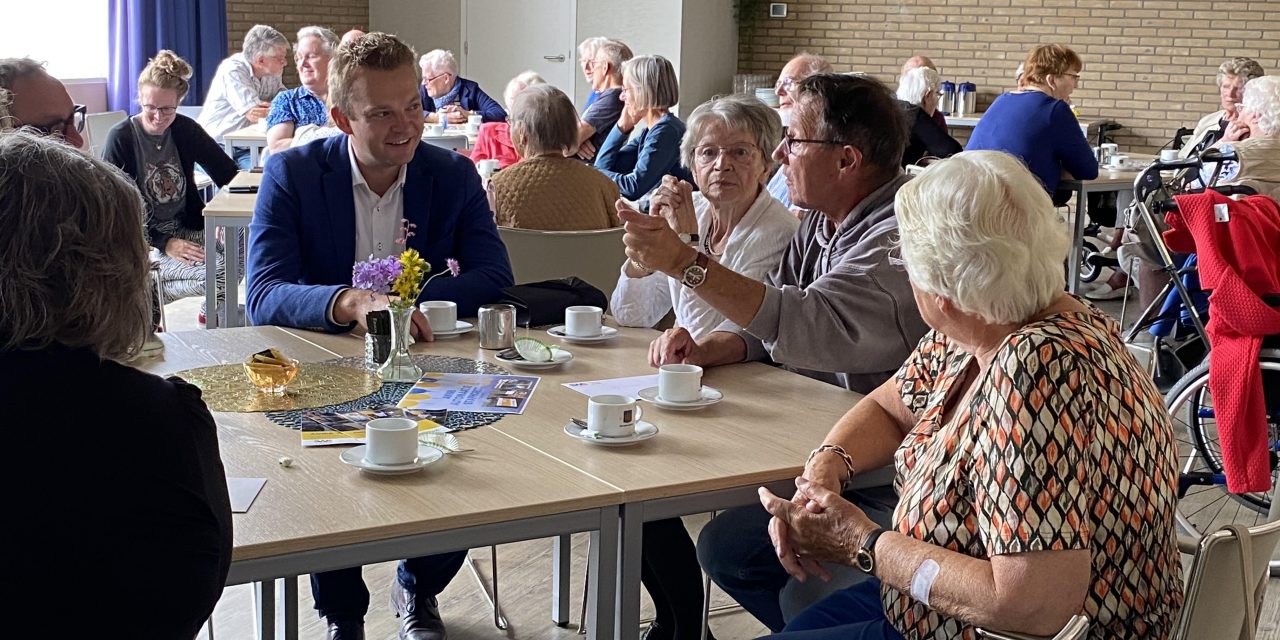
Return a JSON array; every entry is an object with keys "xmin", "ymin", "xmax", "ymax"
[
  {"xmin": 197, "ymin": 53, "xmax": 284, "ymax": 143},
  {"xmin": 610, "ymin": 188, "xmax": 799, "ymax": 338},
  {"xmin": 349, "ymin": 139, "xmax": 408, "ymax": 261}
]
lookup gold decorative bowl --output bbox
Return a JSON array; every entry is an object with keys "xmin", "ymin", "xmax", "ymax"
[{"xmin": 243, "ymin": 359, "xmax": 300, "ymax": 395}]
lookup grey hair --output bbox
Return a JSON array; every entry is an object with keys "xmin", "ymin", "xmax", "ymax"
[
  {"xmin": 419, "ymin": 49, "xmax": 459, "ymax": 76},
  {"xmin": 896, "ymin": 67, "xmax": 940, "ymax": 106},
  {"xmin": 1218, "ymin": 57, "xmax": 1265, "ymax": 86},
  {"xmin": 594, "ymin": 39, "xmax": 633, "ymax": 76},
  {"xmin": 296, "ymin": 26, "xmax": 339, "ymax": 57},
  {"xmin": 578, "ymin": 36, "xmax": 607, "ymax": 59},
  {"xmin": 896, "ymin": 150, "xmax": 1068, "ymax": 325},
  {"xmin": 0, "ymin": 57, "xmax": 47, "ymax": 128},
  {"xmin": 0, "ymin": 131, "xmax": 152, "ymax": 360},
  {"xmin": 509, "ymin": 84, "xmax": 579, "ymax": 156},
  {"xmin": 784, "ymin": 53, "xmax": 833, "ymax": 78},
  {"xmin": 502, "ymin": 70, "xmax": 546, "ymax": 109},
  {"xmin": 622, "ymin": 55, "xmax": 679, "ymax": 110},
  {"xmin": 1242, "ymin": 75, "xmax": 1280, "ymax": 137},
  {"xmin": 242, "ymin": 25, "xmax": 289, "ymax": 62},
  {"xmin": 680, "ymin": 94, "xmax": 782, "ymax": 171}
]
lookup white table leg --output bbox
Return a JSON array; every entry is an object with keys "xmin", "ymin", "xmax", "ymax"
[
  {"xmin": 588, "ymin": 506, "xmax": 619, "ymax": 640},
  {"xmin": 552, "ymin": 534, "xmax": 572, "ymax": 626},
  {"xmin": 204, "ymin": 221, "xmax": 219, "ymax": 329},
  {"xmin": 253, "ymin": 581, "xmax": 275, "ymax": 640}
]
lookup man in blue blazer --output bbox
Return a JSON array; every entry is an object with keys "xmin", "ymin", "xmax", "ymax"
[
  {"xmin": 418, "ymin": 49, "xmax": 507, "ymax": 125},
  {"xmin": 246, "ymin": 33, "xmax": 512, "ymax": 640}
]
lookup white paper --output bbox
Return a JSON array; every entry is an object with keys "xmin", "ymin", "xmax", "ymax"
[
  {"xmin": 563, "ymin": 374, "xmax": 659, "ymax": 398},
  {"xmin": 227, "ymin": 477, "xmax": 267, "ymax": 513}
]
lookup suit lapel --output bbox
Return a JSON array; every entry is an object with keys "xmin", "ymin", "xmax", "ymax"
[{"xmin": 322, "ymin": 136, "xmax": 358, "ymax": 264}]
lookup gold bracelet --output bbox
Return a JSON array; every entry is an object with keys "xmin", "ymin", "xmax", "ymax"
[{"xmin": 806, "ymin": 444, "xmax": 856, "ymax": 478}]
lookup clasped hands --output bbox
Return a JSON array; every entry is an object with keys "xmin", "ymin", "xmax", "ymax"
[
  {"xmin": 758, "ymin": 475, "xmax": 880, "ymax": 583},
  {"xmin": 334, "ymin": 288, "xmax": 435, "ymax": 341}
]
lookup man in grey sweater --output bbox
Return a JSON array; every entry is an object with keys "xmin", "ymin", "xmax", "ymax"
[{"xmin": 620, "ymin": 73, "xmax": 927, "ymax": 395}]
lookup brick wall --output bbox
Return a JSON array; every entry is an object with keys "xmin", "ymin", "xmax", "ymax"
[
  {"xmin": 737, "ymin": 0, "xmax": 1280, "ymax": 153},
  {"xmin": 225, "ymin": 0, "xmax": 369, "ymax": 86}
]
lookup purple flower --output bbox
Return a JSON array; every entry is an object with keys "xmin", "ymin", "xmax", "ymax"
[
  {"xmin": 446, "ymin": 258, "xmax": 461, "ymax": 277},
  {"xmin": 352, "ymin": 254, "xmax": 403, "ymax": 294}
]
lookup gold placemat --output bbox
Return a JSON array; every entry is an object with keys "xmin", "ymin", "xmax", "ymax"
[{"xmin": 173, "ymin": 363, "xmax": 382, "ymax": 413}]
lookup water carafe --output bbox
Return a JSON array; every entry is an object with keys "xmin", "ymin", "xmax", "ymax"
[{"xmin": 938, "ymin": 81, "xmax": 956, "ymax": 116}]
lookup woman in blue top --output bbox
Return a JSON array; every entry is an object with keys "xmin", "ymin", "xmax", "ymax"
[
  {"xmin": 966, "ymin": 44, "xmax": 1098, "ymax": 205},
  {"xmin": 595, "ymin": 54, "xmax": 694, "ymax": 200}
]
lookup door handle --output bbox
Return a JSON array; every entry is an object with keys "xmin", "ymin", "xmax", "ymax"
[{"xmin": 543, "ymin": 54, "xmax": 566, "ymax": 62}]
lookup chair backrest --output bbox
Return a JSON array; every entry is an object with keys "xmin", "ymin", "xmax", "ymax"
[
  {"xmin": 176, "ymin": 105, "xmax": 202, "ymax": 120},
  {"xmin": 85, "ymin": 110, "xmax": 127, "ymax": 159},
  {"xmin": 422, "ymin": 134, "xmax": 470, "ymax": 152},
  {"xmin": 1175, "ymin": 518, "xmax": 1280, "ymax": 640},
  {"xmin": 497, "ymin": 226, "xmax": 626, "ymax": 302}
]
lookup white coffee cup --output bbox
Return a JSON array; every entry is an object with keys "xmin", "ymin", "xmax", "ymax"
[
  {"xmin": 425, "ymin": 123, "xmax": 444, "ymax": 136},
  {"xmin": 466, "ymin": 122, "xmax": 481, "ymax": 135},
  {"xmin": 565, "ymin": 305, "xmax": 603, "ymax": 337},
  {"xmin": 477, "ymin": 159, "xmax": 500, "ymax": 179},
  {"xmin": 1160, "ymin": 149, "xmax": 1179, "ymax": 162},
  {"xmin": 1109, "ymin": 154, "xmax": 1129, "ymax": 169},
  {"xmin": 419, "ymin": 300, "xmax": 457, "ymax": 332},
  {"xmin": 468, "ymin": 114, "xmax": 483, "ymax": 126},
  {"xmin": 364, "ymin": 417, "xmax": 419, "ymax": 465},
  {"xmin": 1101, "ymin": 143, "xmax": 1119, "ymax": 158},
  {"xmin": 658, "ymin": 363, "xmax": 703, "ymax": 403},
  {"xmin": 587, "ymin": 394, "xmax": 643, "ymax": 437}
]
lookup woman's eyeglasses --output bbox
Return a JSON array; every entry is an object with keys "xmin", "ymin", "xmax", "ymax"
[
  {"xmin": 141, "ymin": 104, "xmax": 178, "ymax": 116},
  {"xmin": 694, "ymin": 145, "xmax": 759, "ymax": 165}
]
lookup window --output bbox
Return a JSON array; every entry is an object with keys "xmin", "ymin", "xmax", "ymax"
[{"xmin": 2, "ymin": 1, "xmax": 110, "ymax": 79}]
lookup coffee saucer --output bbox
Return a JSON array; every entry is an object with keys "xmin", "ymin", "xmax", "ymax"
[
  {"xmin": 547, "ymin": 325, "xmax": 619, "ymax": 343},
  {"xmin": 564, "ymin": 420, "xmax": 658, "ymax": 446},
  {"xmin": 339, "ymin": 445, "xmax": 444, "ymax": 474},
  {"xmin": 495, "ymin": 348, "xmax": 574, "ymax": 370},
  {"xmin": 637, "ymin": 386, "xmax": 724, "ymax": 410},
  {"xmin": 432, "ymin": 320, "xmax": 475, "ymax": 338}
]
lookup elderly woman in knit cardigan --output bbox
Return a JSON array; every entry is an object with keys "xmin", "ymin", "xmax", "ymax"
[{"xmin": 487, "ymin": 84, "xmax": 620, "ymax": 230}]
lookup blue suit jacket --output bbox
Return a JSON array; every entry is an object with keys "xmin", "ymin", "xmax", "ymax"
[
  {"xmin": 420, "ymin": 77, "xmax": 508, "ymax": 123},
  {"xmin": 246, "ymin": 135, "xmax": 514, "ymax": 332}
]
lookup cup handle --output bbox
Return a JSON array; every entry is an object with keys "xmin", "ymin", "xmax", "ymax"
[{"xmin": 633, "ymin": 405, "xmax": 643, "ymax": 424}]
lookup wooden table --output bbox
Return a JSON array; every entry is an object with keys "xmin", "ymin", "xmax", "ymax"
[
  {"xmin": 202, "ymin": 171, "xmax": 261, "ymax": 329},
  {"xmin": 1060, "ymin": 153, "xmax": 1158, "ymax": 293},
  {"xmin": 136, "ymin": 326, "xmax": 624, "ymax": 640},
  {"xmin": 224, "ymin": 124, "xmax": 269, "ymax": 167},
  {"xmin": 293, "ymin": 324, "xmax": 864, "ymax": 639}
]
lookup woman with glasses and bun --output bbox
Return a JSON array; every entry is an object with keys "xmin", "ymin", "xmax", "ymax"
[{"xmin": 104, "ymin": 50, "xmax": 239, "ymax": 322}]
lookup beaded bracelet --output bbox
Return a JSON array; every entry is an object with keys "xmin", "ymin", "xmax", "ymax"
[{"xmin": 806, "ymin": 444, "xmax": 856, "ymax": 478}]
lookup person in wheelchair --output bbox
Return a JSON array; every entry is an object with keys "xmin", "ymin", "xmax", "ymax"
[
  {"xmin": 1179, "ymin": 57, "xmax": 1265, "ymax": 158},
  {"xmin": 1201, "ymin": 75, "xmax": 1280, "ymax": 200}
]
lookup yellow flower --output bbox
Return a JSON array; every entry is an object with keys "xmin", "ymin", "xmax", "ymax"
[{"xmin": 390, "ymin": 248, "xmax": 430, "ymax": 307}]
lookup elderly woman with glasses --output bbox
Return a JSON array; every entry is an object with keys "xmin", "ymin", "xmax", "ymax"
[
  {"xmin": 1182, "ymin": 57, "xmax": 1266, "ymax": 156},
  {"xmin": 266, "ymin": 26, "xmax": 339, "ymax": 152},
  {"xmin": 103, "ymin": 50, "xmax": 239, "ymax": 323},
  {"xmin": 758, "ymin": 150, "xmax": 1183, "ymax": 640},
  {"xmin": 895, "ymin": 66, "xmax": 961, "ymax": 167},
  {"xmin": 419, "ymin": 48, "xmax": 507, "ymax": 125},
  {"xmin": 1, "ymin": 130, "xmax": 232, "ymax": 638},
  {"xmin": 1204, "ymin": 75, "xmax": 1280, "ymax": 199},
  {"xmin": 595, "ymin": 54, "xmax": 694, "ymax": 200}
]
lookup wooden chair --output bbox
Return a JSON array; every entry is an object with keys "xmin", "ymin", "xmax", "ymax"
[{"xmin": 497, "ymin": 226, "xmax": 626, "ymax": 301}]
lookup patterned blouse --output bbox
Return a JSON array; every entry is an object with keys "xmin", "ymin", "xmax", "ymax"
[
  {"xmin": 266, "ymin": 87, "xmax": 328, "ymax": 130},
  {"xmin": 885, "ymin": 305, "xmax": 1184, "ymax": 639}
]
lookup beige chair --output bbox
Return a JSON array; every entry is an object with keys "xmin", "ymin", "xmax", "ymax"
[
  {"xmin": 497, "ymin": 226, "xmax": 626, "ymax": 301},
  {"xmin": 84, "ymin": 110, "xmax": 127, "ymax": 159},
  {"xmin": 979, "ymin": 517, "xmax": 1280, "ymax": 640}
]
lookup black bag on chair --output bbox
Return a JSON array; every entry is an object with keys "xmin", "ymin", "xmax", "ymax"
[{"xmin": 498, "ymin": 277, "xmax": 608, "ymax": 327}]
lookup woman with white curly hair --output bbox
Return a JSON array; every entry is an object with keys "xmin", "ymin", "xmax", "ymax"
[
  {"xmin": 895, "ymin": 66, "xmax": 960, "ymax": 166},
  {"xmin": 1208, "ymin": 75, "xmax": 1280, "ymax": 199},
  {"xmin": 757, "ymin": 150, "xmax": 1183, "ymax": 639}
]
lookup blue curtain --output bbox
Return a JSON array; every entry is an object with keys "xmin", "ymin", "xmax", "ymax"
[{"xmin": 108, "ymin": 0, "xmax": 227, "ymax": 112}]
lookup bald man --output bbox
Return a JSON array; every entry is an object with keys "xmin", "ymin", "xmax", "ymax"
[
  {"xmin": 0, "ymin": 58, "xmax": 85, "ymax": 148},
  {"xmin": 768, "ymin": 53, "xmax": 834, "ymax": 211},
  {"xmin": 340, "ymin": 29, "xmax": 365, "ymax": 44}
]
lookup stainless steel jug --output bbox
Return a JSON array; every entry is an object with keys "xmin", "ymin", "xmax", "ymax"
[{"xmin": 478, "ymin": 304, "xmax": 516, "ymax": 349}]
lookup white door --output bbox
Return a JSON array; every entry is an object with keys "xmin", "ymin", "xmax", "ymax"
[{"xmin": 461, "ymin": 0, "xmax": 577, "ymax": 109}]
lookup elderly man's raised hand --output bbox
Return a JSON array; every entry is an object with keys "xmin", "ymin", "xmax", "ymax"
[{"xmin": 619, "ymin": 200, "xmax": 693, "ymax": 277}]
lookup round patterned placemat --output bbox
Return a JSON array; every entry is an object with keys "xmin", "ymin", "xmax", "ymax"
[
  {"xmin": 173, "ymin": 362, "xmax": 383, "ymax": 413},
  {"xmin": 264, "ymin": 355, "xmax": 513, "ymax": 432}
]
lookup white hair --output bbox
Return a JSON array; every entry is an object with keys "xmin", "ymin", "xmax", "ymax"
[
  {"xmin": 895, "ymin": 150, "xmax": 1068, "ymax": 325},
  {"xmin": 681, "ymin": 94, "xmax": 782, "ymax": 171},
  {"xmin": 578, "ymin": 36, "xmax": 607, "ymax": 59},
  {"xmin": 296, "ymin": 26, "xmax": 339, "ymax": 56},
  {"xmin": 419, "ymin": 49, "xmax": 458, "ymax": 76},
  {"xmin": 242, "ymin": 25, "xmax": 288, "ymax": 62},
  {"xmin": 502, "ymin": 70, "xmax": 546, "ymax": 109},
  {"xmin": 1242, "ymin": 75, "xmax": 1280, "ymax": 137},
  {"xmin": 896, "ymin": 67, "xmax": 940, "ymax": 106}
]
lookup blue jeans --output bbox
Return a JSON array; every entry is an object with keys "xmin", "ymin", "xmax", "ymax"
[
  {"xmin": 310, "ymin": 551, "xmax": 467, "ymax": 621},
  {"xmin": 759, "ymin": 579, "xmax": 904, "ymax": 640},
  {"xmin": 696, "ymin": 487, "xmax": 897, "ymax": 632},
  {"xmin": 232, "ymin": 146, "xmax": 252, "ymax": 170}
]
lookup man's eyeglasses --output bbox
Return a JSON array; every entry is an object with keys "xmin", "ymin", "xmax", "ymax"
[
  {"xmin": 28, "ymin": 104, "xmax": 86, "ymax": 137},
  {"xmin": 780, "ymin": 133, "xmax": 851, "ymax": 156},
  {"xmin": 775, "ymin": 75, "xmax": 795, "ymax": 93},
  {"xmin": 694, "ymin": 144, "xmax": 758, "ymax": 166},
  {"xmin": 141, "ymin": 104, "xmax": 178, "ymax": 116}
]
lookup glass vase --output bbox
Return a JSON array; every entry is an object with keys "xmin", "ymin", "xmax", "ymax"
[{"xmin": 377, "ymin": 305, "xmax": 422, "ymax": 383}]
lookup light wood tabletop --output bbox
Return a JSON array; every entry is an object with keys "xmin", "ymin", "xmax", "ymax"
[{"xmin": 202, "ymin": 170, "xmax": 262, "ymax": 218}]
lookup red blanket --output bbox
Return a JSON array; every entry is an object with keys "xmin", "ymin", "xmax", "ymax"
[{"xmin": 1165, "ymin": 191, "xmax": 1280, "ymax": 493}]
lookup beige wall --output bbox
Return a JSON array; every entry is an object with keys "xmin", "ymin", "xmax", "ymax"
[
  {"xmin": 679, "ymin": 0, "xmax": 738, "ymax": 118},
  {"xmin": 225, "ymin": 0, "xmax": 370, "ymax": 86},
  {"xmin": 370, "ymin": 0, "xmax": 461, "ymax": 64},
  {"xmin": 735, "ymin": 0, "xmax": 1280, "ymax": 153}
]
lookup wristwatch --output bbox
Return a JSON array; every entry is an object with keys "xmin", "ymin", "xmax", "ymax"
[
  {"xmin": 680, "ymin": 251, "xmax": 709, "ymax": 289},
  {"xmin": 854, "ymin": 527, "xmax": 886, "ymax": 574},
  {"xmin": 677, "ymin": 232, "xmax": 701, "ymax": 246}
]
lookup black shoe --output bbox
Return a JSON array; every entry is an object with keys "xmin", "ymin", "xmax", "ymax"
[
  {"xmin": 389, "ymin": 580, "xmax": 447, "ymax": 640},
  {"xmin": 325, "ymin": 617, "xmax": 365, "ymax": 640}
]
